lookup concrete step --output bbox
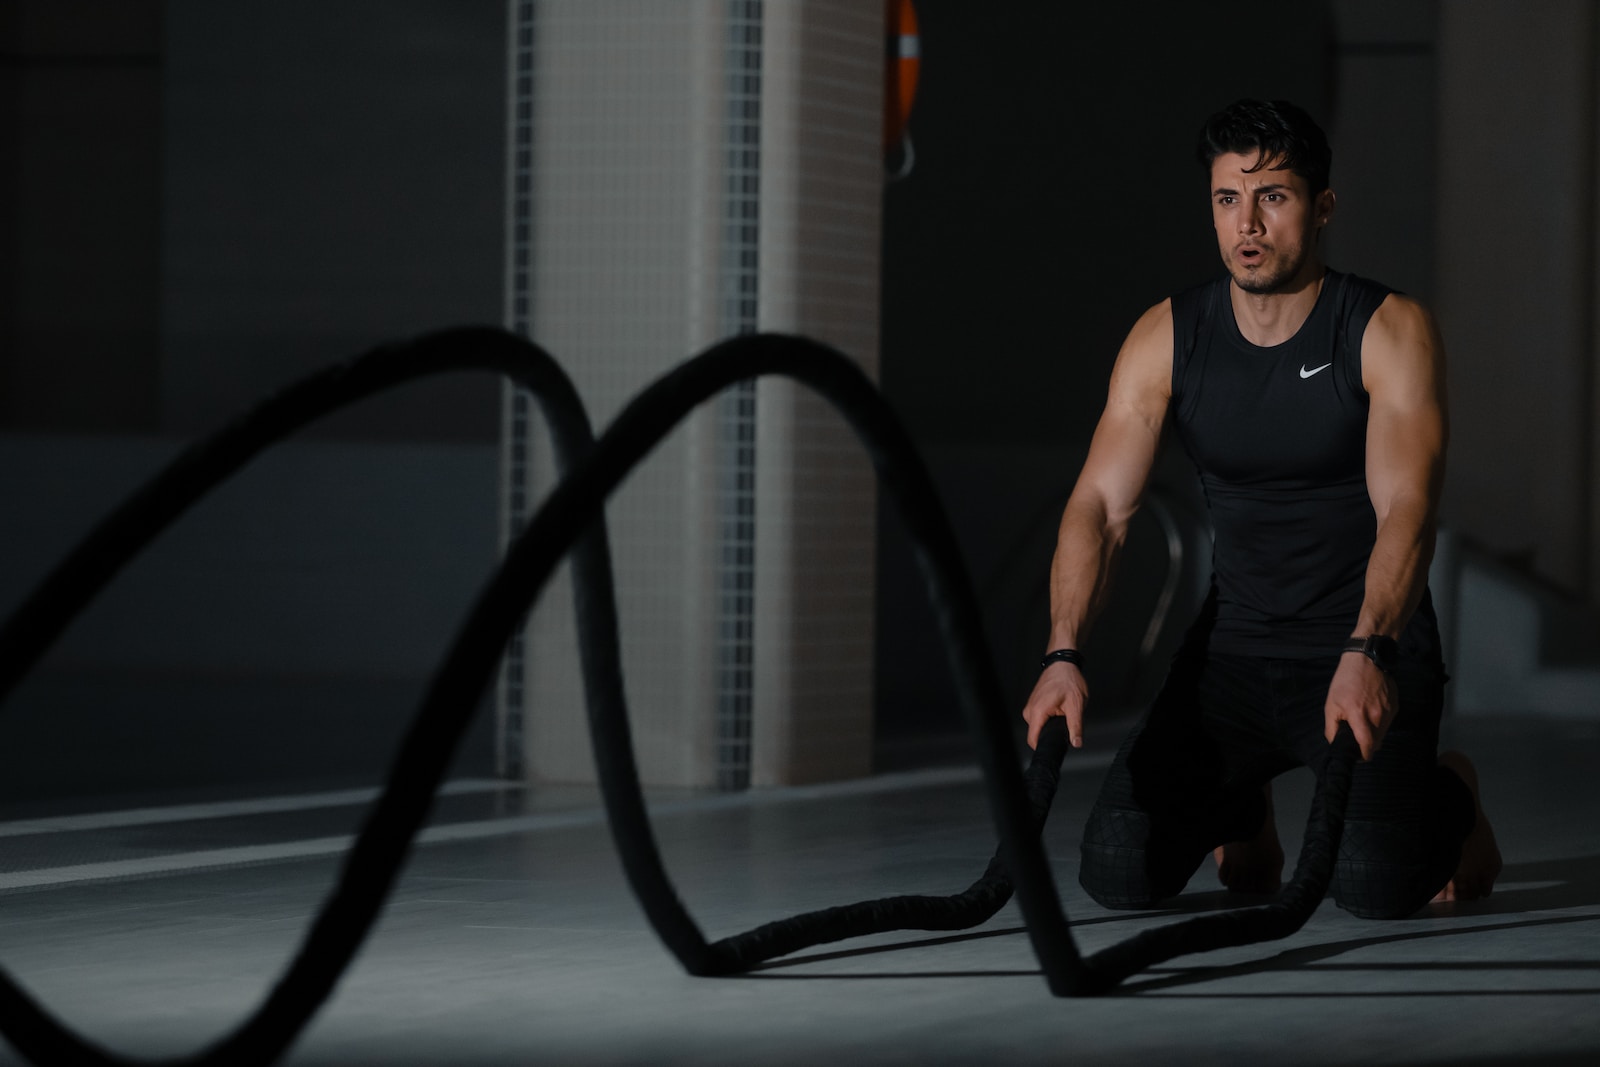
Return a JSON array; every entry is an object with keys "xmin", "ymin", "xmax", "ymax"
[{"xmin": 1440, "ymin": 530, "xmax": 1600, "ymax": 718}]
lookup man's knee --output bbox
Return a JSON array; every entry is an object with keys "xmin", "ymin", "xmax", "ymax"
[
  {"xmin": 1330, "ymin": 819, "xmax": 1444, "ymax": 920},
  {"xmin": 1078, "ymin": 808, "xmax": 1191, "ymax": 910},
  {"xmin": 1079, "ymin": 848, "xmax": 1166, "ymax": 909},
  {"xmin": 1331, "ymin": 861, "xmax": 1432, "ymax": 919}
]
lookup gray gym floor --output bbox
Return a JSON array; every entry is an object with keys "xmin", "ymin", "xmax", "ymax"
[{"xmin": 0, "ymin": 712, "xmax": 1595, "ymax": 1066}]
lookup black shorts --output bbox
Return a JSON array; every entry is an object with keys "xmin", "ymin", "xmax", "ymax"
[{"xmin": 1077, "ymin": 633, "xmax": 1475, "ymax": 919}]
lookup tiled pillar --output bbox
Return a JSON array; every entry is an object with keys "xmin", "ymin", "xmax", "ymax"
[
  {"xmin": 749, "ymin": 1, "xmax": 880, "ymax": 786},
  {"xmin": 501, "ymin": 1, "xmax": 881, "ymax": 788}
]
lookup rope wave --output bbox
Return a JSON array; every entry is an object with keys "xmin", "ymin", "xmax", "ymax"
[{"xmin": 0, "ymin": 328, "xmax": 1358, "ymax": 1065}]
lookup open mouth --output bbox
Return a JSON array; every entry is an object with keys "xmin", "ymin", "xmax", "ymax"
[{"xmin": 1239, "ymin": 246, "xmax": 1264, "ymax": 264}]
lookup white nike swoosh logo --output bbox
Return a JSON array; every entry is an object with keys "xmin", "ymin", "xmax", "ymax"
[{"xmin": 1300, "ymin": 362, "xmax": 1332, "ymax": 379}]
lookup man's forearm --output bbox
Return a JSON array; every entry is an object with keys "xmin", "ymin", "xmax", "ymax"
[
  {"xmin": 1354, "ymin": 493, "xmax": 1436, "ymax": 639},
  {"xmin": 1046, "ymin": 496, "xmax": 1127, "ymax": 650}
]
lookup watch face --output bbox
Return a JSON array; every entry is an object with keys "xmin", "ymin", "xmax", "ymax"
[{"xmin": 1370, "ymin": 635, "xmax": 1400, "ymax": 670}]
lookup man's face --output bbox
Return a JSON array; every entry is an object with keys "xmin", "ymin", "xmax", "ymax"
[{"xmin": 1209, "ymin": 151, "xmax": 1333, "ymax": 294}]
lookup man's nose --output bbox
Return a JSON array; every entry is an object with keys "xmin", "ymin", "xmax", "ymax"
[{"xmin": 1238, "ymin": 203, "xmax": 1263, "ymax": 235}]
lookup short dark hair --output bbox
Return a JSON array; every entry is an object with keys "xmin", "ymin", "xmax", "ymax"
[{"xmin": 1196, "ymin": 99, "xmax": 1332, "ymax": 194}]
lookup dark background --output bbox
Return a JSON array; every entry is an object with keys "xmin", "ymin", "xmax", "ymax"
[{"xmin": 7, "ymin": 0, "xmax": 1576, "ymax": 797}]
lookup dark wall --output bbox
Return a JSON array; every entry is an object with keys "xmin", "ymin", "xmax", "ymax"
[
  {"xmin": 161, "ymin": 0, "xmax": 507, "ymax": 443},
  {"xmin": 0, "ymin": 1, "xmax": 507, "ymax": 444},
  {"xmin": 0, "ymin": 4, "xmax": 510, "ymax": 803},
  {"xmin": 0, "ymin": 0, "xmax": 163, "ymax": 433}
]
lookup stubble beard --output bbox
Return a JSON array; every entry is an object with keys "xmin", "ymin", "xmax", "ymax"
[{"xmin": 1227, "ymin": 234, "xmax": 1312, "ymax": 295}]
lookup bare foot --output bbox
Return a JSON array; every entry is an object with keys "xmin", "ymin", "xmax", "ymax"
[
  {"xmin": 1214, "ymin": 784, "xmax": 1284, "ymax": 894},
  {"xmin": 1432, "ymin": 750, "xmax": 1503, "ymax": 903}
]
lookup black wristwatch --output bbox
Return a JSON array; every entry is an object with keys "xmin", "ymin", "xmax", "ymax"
[
  {"xmin": 1040, "ymin": 648, "xmax": 1084, "ymax": 670},
  {"xmin": 1342, "ymin": 634, "xmax": 1400, "ymax": 674}
]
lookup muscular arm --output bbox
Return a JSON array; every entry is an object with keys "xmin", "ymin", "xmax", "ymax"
[
  {"xmin": 1324, "ymin": 294, "xmax": 1448, "ymax": 758},
  {"xmin": 1023, "ymin": 301, "xmax": 1173, "ymax": 748}
]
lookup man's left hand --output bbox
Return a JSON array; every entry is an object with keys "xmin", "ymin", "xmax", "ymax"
[{"xmin": 1324, "ymin": 652, "xmax": 1398, "ymax": 760}]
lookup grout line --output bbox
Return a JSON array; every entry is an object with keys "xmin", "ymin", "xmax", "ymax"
[
  {"xmin": 0, "ymin": 778, "xmax": 518, "ymax": 838},
  {"xmin": 0, "ymin": 754, "xmax": 1113, "ymax": 892}
]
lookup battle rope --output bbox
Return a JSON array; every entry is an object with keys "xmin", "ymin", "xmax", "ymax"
[{"xmin": 0, "ymin": 329, "xmax": 1359, "ymax": 1066}]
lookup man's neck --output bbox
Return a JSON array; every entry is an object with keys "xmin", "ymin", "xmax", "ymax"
[{"xmin": 1230, "ymin": 263, "xmax": 1327, "ymax": 347}]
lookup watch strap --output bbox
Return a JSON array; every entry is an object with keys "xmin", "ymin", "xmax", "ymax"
[
  {"xmin": 1040, "ymin": 648, "xmax": 1083, "ymax": 670},
  {"xmin": 1342, "ymin": 634, "xmax": 1399, "ymax": 673}
]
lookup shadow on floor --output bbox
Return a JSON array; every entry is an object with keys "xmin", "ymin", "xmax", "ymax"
[
  {"xmin": 1121, "ymin": 911, "xmax": 1600, "ymax": 996},
  {"xmin": 745, "ymin": 883, "xmax": 1269, "ymax": 977},
  {"xmin": 740, "ymin": 854, "xmax": 1600, "ymax": 989},
  {"xmin": 1109, "ymin": 853, "xmax": 1600, "ymax": 995},
  {"xmin": 1464, "ymin": 853, "xmax": 1600, "ymax": 913}
]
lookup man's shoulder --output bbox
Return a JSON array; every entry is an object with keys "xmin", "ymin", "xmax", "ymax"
[
  {"xmin": 1364, "ymin": 291, "xmax": 1439, "ymax": 351},
  {"xmin": 1117, "ymin": 298, "xmax": 1175, "ymax": 365},
  {"xmin": 1168, "ymin": 273, "xmax": 1229, "ymax": 307},
  {"xmin": 1357, "ymin": 286, "xmax": 1445, "ymax": 396},
  {"xmin": 1332, "ymin": 269, "xmax": 1435, "ymax": 339},
  {"xmin": 1325, "ymin": 270, "xmax": 1440, "ymax": 351},
  {"xmin": 1328, "ymin": 270, "xmax": 1438, "ymax": 319},
  {"xmin": 1108, "ymin": 299, "xmax": 1176, "ymax": 400},
  {"xmin": 1163, "ymin": 275, "xmax": 1227, "ymax": 342},
  {"xmin": 1326, "ymin": 268, "xmax": 1394, "ymax": 311}
]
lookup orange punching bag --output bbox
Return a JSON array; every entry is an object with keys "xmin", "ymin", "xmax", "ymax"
[{"xmin": 884, "ymin": 0, "xmax": 920, "ymax": 179}]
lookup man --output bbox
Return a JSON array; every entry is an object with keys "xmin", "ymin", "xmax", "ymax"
[{"xmin": 1021, "ymin": 99, "xmax": 1501, "ymax": 917}]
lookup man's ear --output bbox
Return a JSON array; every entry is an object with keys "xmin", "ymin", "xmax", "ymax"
[{"xmin": 1316, "ymin": 188, "xmax": 1337, "ymax": 228}]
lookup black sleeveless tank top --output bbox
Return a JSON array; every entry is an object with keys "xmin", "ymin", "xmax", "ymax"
[{"xmin": 1170, "ymin": 269, "xmax": 1440, "ymax": 661}]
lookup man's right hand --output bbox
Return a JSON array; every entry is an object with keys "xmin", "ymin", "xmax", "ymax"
[{"xmin": 1021, "ymin": 662, "xmax": 1088, "ymax": 750}]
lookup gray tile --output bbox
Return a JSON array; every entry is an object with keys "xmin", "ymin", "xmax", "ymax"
[{"xmin": 0, "ymin": 715, "xmax": 1593, "ymax": 1065}]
